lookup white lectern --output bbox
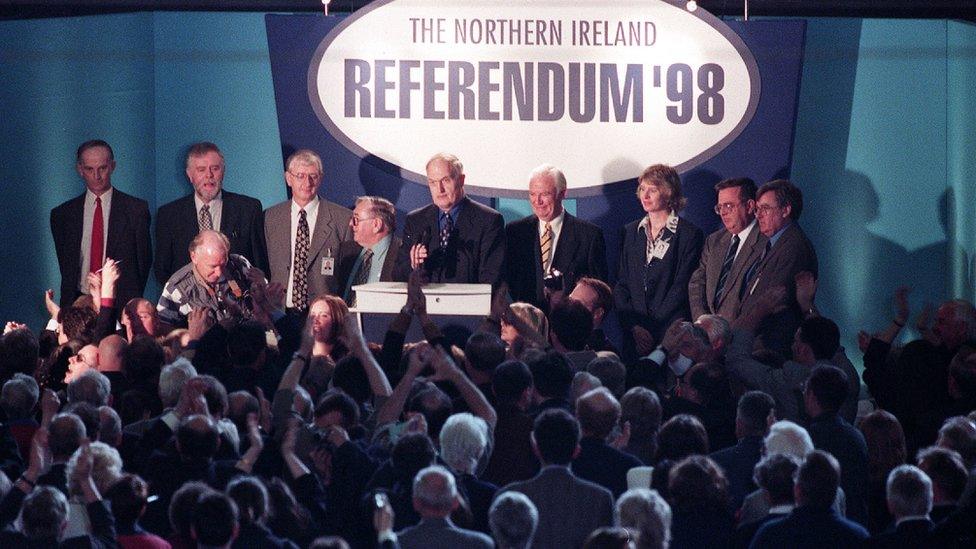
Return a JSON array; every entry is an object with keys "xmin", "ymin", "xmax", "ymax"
[{"xmin": 350, "ymin": 282, "xmax": 492, "ymax": 341}]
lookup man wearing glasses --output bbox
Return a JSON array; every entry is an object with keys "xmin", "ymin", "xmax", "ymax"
[
  {"xmin": 337, "ymin": 196, "xmax": 401, "ymax": 305},
  {"xmin": 688, "ymin": 177, "xmax": 766, "ymax": 322},
  {"xmin": 264, "ymin": 149, "xmax": 352, "ymax": 312}
]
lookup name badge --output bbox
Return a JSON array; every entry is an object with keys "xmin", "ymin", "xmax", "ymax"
[
  {"xmin": 650, "ymin": 240, "xmax": 670, "ymax": 260},
  {"xmin": 321, "ymin": 256, "xmax": 335, "ymax": 276}
]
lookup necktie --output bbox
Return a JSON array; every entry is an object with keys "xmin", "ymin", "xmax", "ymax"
[
  {"xmin": 90, "ymin": 196, "xmax": 104, "ymax": 274},
  {"xmin": 292, "ymin": 209, "xmax": 310, "ymax": 310},
  {"xmin": 744, "ymin": 240, "xmax": 773, "ymax": 297},
  {"xmin": 540, "ymin": 222, "xmax": 553, "ymax": 271},
  {"xmin": 713, "ymin": 234, "xmax": 740, "ymax": 309},
  {"xmin": 199, "ymin": 204, "xmax": 214, "ymax": 232},
  {"xmin": 440, "ymin": 213, "xmax": 453, "ymax": 249}
]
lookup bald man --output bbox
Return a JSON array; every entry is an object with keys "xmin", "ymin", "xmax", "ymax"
[{"xmin": 156, "ymin": 230, "xmax": 257, "ymax": 328}]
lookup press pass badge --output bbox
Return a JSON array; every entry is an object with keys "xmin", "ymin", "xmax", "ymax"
[{"xmin": 321, "ymin": 248, "xmax": 335, "ymax": 276}]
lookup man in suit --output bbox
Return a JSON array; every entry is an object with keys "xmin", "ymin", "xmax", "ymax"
[
  {"xmin": 393, "ymin": 153, "xmax": 505, "ymax": 286},
  {"xmin": 396, "ymin": 465, "xmax": 494, "ymax": 549},
  {"xmin": 154, "ymin": 142, "xmax": 267, "ymax": 286},
  {"xmin": 51, "ymin": 140, "xmax": 152, "ymax": 309},
  {"xmin": 264, "ymin": 149, "xmax": 352, "ymax": 312},
  {"xmin": 500, "ymin": 408, "xmax": 614, "ymax": 549},
  {"xmin": 505, "ymin": 164, "xmax": 608, "ymax": 311},
  {"xmin": 710, "ymin": 390, "xmax": 775, "ymax": 511},
  {"xmin": 688, "ymin": 177, "xmax": 766, "ymax": 323},
  {"xmin": 737, "ymin": 179, "xmax": 818, "ymax": 355},
  {"xmin": 570, "ymin": 387, "xmax": 641, "ymax": 498},
  {"xmin": 337, "ymin": 196, "xmax": 401, "ymax": 305},
  {"xmin": 865, "ymin": 465, "xmax": 935, "ymax": 548}
]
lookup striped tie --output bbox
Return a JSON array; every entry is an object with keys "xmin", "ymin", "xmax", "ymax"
[
  {"xmin": 199, "ymin": 204, "xmax": 214, "ymax": 232},
  {"xmin": 540, "ymin": 222, "xmax": 553, "ymax": 271},
  {"xmin": 713, "ymin": 234, "xmax": 740, "ymax": 309}
]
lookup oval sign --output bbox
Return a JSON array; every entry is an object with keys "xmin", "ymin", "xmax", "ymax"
[{"xmin": 309, "ymin": 0, "xmax": 760, "ymax": 197}]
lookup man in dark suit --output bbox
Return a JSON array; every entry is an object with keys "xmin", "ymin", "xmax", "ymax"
[
  {"xmin": 504, "ymin": 164, "xmax": 607, "ymax": 311},
  {"xmin": 263, "ymin": 149, "xmax": 352, "ymax": 311},
  {"xmin": 710, "ymin": 390, "xmax": 775, "ymax": 510},
  {"xmin": 500, "ymin": 409, "xmax": 614, "ymax": 549},
  {"xmin": 51, "ymin": 140, "xmax": 152, "ymax": 309},
  {"xmin": 396, "ymin": 465, "xmax": 494, "ymax": 549},
  {"xmin": 337, "ymin": 196, "xmax": 401, "ymax": 305},
  {"xmin": 571, "ymin": 387, "xmax": 641, "ymax": 498},
  {"xmin": 865, "ymin": 465, "xmax": 935, "ymax": 548},
  {"xmin": 393, "ymin": 153, "xmax": 505, "ymax": 286},
  {"xmin": 737, "ymin": 179, "xmax": 818, "ymax": 354},
  {"xmin": 688, "ymin": 177, "xmax": 766, "ymax": 323},
  {"xmin": 154, "ymin": 142, "xmax": 267, "ymax": 286}
]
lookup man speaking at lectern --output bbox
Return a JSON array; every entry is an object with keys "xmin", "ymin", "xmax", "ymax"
[{"xmin": 394, "ymin": 153, "xmax": 505, "ymax": 287}]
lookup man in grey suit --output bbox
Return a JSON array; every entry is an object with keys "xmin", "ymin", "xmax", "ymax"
[
  {"xmin": 688, "ymin": 177, "xmax": 766, "ymax": 323},
  {"xmin": 264, "ymin": 149, "xmax": 352, "ymax": 312},
  {"xmin": 396, "ymin": 465, "xmax": 494, "ymax": 549},
  {"xmin": 499, "ymin": 409, "xmax": 613, "ymax": 549}
]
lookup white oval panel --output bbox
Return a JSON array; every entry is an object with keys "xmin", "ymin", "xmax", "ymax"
[{"xmin": 309, "ymin": 0, "xmax": 761, "ymax": 197}]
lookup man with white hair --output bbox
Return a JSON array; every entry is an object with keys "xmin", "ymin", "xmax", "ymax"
[
  {"xmin": 865, "ymin": 465, "xmax": 934, "ymax": 547},
  {"xmin": 440, "ymin": 413, "xmax": 497, "ymax": 533},
  {"xmin": 396, "ymin": 465, "xmax": 494, "ymax": 549},
  {"xmin": 616, "ymin": 488, "xmax": 672, "ymax": 549},
  {"xmin": 505, "ymin": 163, "xmax": 608, "ymax": 310},
  {"xmin": 67, "ymin": 369, "xmax": 111, "ymax": 407},
  {"xmin": 490, "ymin": 491, "xmax": 539, "ymax": 549}
]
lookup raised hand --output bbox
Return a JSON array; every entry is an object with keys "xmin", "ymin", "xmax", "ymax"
[{"xmin": 44, "ymin": 289, "xmax": 60, "ymax": 319}]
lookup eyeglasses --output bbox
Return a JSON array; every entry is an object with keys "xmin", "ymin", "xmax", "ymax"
[
  {"xmin": 351, "ymin": 215, "xmax": 376, "ymax": 226},
  {"xmin": 713, "ymin": 202, "xmax": 742, "ymax": 214},
  {"xmin": 755, "ymin": 204, "xmax": 782, "ymax": 216},
  {"xmin": 288, "ymin": 171, "xmax": 321, "ymax": 183}
]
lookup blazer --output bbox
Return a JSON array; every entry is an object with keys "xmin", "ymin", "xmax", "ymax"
[
  {"xmin": 50, "ymin": 188, "xmax": 152, "ymax": 308},
  {"xmin": 504, "ymin": 212, "xmax": 608, "ymax": 310},
  {"xmin": 393, "ymin": 196, "xmax": 505, "ymax": 286},
  {"xmin": 396, "ymin": 517, "xmax": 493, "ymax": 549},
  {"xmin": 736, "ymin": 221, "xmax": 818, "ymax": 354},
  {"xmin": 501, "ymin": 465, "xmax": 614, "ymax": 549},
  {"xmin": 613, "ymin": 216, "xmax": 704, "ymax": 342},
  {"xmin": 154, "ymin": 191, "xmax": 268, "ymax": 285},
  {"xmin": 688, "ymin": 222, "xmax": 767, "ymax": 321},
  {"xmin": 264, "ymin": 198, "xmax": 353, "ymax": 301},
  {"xmin": 335, "ymin": 236, "xmax": 402, "ymax": 303}
]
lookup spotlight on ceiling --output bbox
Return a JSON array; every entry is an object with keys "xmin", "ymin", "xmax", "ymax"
[{"xmin": 686, "ymin": 0, "xmax": 698, "ymax": 12}]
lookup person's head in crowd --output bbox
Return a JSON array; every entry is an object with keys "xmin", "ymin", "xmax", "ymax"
[
  {"xmin": 227, "ymin": 391, "xmax": 260, "ymax": 438},
  {"xmin": 532, "ymin": 408, "xmax": 581, "ymax": 465},
  {"xmin": 802, "ymin": 364, "xmax": 849, "ymax": 419},
  {"xmin": 490, "ymin": 491, "xmax": 539, "ymax": 549},
  {"xmin": 57, "ymin": 305, "xmax": 96, "ymax": 345},
  {"xmin": 265, "ymin": 477, "xmax": 312, "ymax": 544},
  {"xmin": 664, "ymin": 322, "xmax": 712, "ymax": 371},
  {"xmin": 527, "ymin": 350, "xmax": 573, "ymax": 405},
  {"xmin": 858, "ymin": 409, "xmax": 907, "ymax": 485},
  {"xmin": 570, "ymin": 277, "xmax": 614, "ymax": 329},
  {"xmin": 677, "ymin": 361, "xmax": 732, "ymax": 409},
  {"xmin": 0, "ymin": 326, "xmax": 39, "ymax": 379},
  {"xmin": 694, "ymin": 314, "xmax": 732, "ymax": 358},
  {"xmin": 736, "ymin": 391, "xmax": 776, "ymax": 440},
  {"xmin": 98, "ymin": 405, "xmax": 122, "ymax": 447},
  {"xmin": 66, "ymin": 369, "xmax": 111, "ymax": 407},
  {"xmin": 309, "ymin": 294, "xmax": 349, "ymax": 347},
  {"xmin": 576, "ymin": 387, "xmax": 621, "ymax": 441},
  {"xmin": 587, "ymin": 355, "xmax": 626, "ymax": 399},
  {"xmin": 96, "ymin": 334, "xmax": 126, "ymax": 374},
  {"xmin": 105, "ymin": 473, "xmax": 151, "ymax": 530},
  {"xmin": 583, "ymin": 526, "xmax": 637, "ymax": 549},
  {"xmin": 285, "ymin": 149, "xmax": 323, "ymax": 208},
  {"xmin": 492, "ymin": 360, "xmax": 534, "ymax": 410},
  {"xmin": 122, "ymin": 335, "xmax": 166, "ymax": 388},
  {"xmin": 226, "ymin": 320, "xmax": 267, "ymax": 369},
  {"xmin": 185, "ymin": 141, "xmax": 225, "ymax": 203},
  {"xmin": 20, "ymin": 485, "xmax": 69, "ymax": 542},
  {"xmin": 194, "ymin": 374, "xmax": 230, "ymax": 419},
  {"xmin": 314, "ymin": 389, "xmax": 361, "ymax": 432},
  {"xmin": 764, "ymin": 420, "xmax": 814, "ymax": 459},
  {"xmin": 192, "ymin": 491, "xmax": 240, "ymax": 549},
  {"xmin": 885, "ymin": 465, "xmax": 933, "ymax": 521},
  {"xmin": 350, "ymin": 195, "xmax": 395, "ymax": 248},
  {"xmin": 795, "ymin": 450, "xmax": 841, "ymax": 509},
  {"xmin": 637, "ymin": 164, "xmax": 685, "ymax": 215},
  {"xmin": 528, "ymin": 163, "xmax": 567, "ymax": 223},
  {"xmin": 75, "ymin": 139, "xmax": 115, "ymax": 193},
  {"xmin": 754, "ymin": 453, "xmax": 800, "ymax": 509},
  {"xmin": 936, "ymin": 416, "xmax": 976, "ymax": 469},
  {"xmin": 392, "ymin": 432, "xmax": 438, "ymax": 483},
  {"xmin": 620, "ymin": 387, "xmax": 663, "ymax": 460},
  {"xmin": 227, "ymin": 476, "xmax": 271, "ymax": 527},
  {"xmin": 916, "ymin": 446, "xmax": 968, "ymax": 507},
  {"xmin": 405, "ymin": 385, "xmax": 452, "ymax": 439},
  {"xmin": 465, "ymin": 331, "xmax": 506, "ymax": 380},
  {"xmin": 755, "ymin": 179, "xmax": 803, "ymax": 238},
  {"xmin": 412, "ymin": 465, "xmax": 459, "ymax": 518},
  {"xmin": 65, "ymin": 401, "xmax": 100, "ymax": 440},
  {"xmin": 332, "ymin": 355, "xmax": 372, "ymax": 405},
  {"xmin": 571, "ymin": 372, "xmax": 602, "ymax": 405},
  {"xmin": 655, "ymin": 414, "xmax": 708, "ymax": 463},
  {"xmin": 122, "ymin": 298, "xmax": 158, "ymax": 339},
  {"xmin": 792, "ymin": 316, "xmax": 840, "ymax": 365},
  {"xmin": 176, "ymin": 414, "xmax": 221, "ymax": 464},
  {"xmin": 65, "ymin": 343, "xmax": 98, "ymax": 383},
  {"xmin": 932, "ymin": 300, "xmax": 976, "ymax": 351},
  {"xmin": 948, "ymin": 342, "xmax": 976, "ymax": 402},
  {"xmin": 1, "ymin": 373, "xmax": 39, "ymax": 420},
  {"xmin": 309, "ymin": 537, "xmax": 352, "ymax": 549},
  {"xmin": 668, "ymin": 455, "xmax": 729, "ymax": 512},
  {"xmin": 439, "ymin": 413, "xmax": 489, "ymax": 475},
  {"xmin": 118, "ymin": 389, "xmax": 153, "ymax": 428},
  {"xmin": 66, "ymin": 441, "xmax": 122, "ymax": 497},
  {"xmin": 616, "ymin": 488, "xmax": 672, "ymax": 549},
  {"xmin": 159, "ymin": 358, "xmax": 198, "ymax": 409},
  {"xmin": 49, "ymin": 413, "xmax": 86, "ymax": 463},
  {"xmin": 426, "ymin": 152, "xmax": 466, "ymax": 212},
  {"xmin": 170, "ymin": 481, "xmax": 216, "ymax": 543},
  {"xmin": 503, "ymin": 302, "xmax": 550, "ymax": 348},
  {"xmin": 189, "ymin": 230, "xmax": 231, "ymax": 286},
  {"xmin": 713, "ymin": 177, "xmax": 758, "ymax": 235},
  {"xmin": 548, "ymin": 299, "xmax": 593, "ymax": 352}
]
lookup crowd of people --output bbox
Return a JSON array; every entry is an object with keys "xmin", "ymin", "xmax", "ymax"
[{"xmin": 0, "ymin": 138, "xmax": 974, "ymax": 548}]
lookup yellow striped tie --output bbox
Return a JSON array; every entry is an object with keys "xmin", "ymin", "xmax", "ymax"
[{"xmin": 540, "ymin": 222, "xmax": 553, "ymax": 271}]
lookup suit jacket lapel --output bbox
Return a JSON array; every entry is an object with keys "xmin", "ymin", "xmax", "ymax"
[
  {"xmin": 551, "ymin": 214, "xmax": 576, "ymax": 273},
  {"xmin": 705, "ymin": 231, "xmax": 732, "ymax": 303},
  {"xmin": 307, "ymin": 202, "xmax": 337, "ymax": 268},
  {"xmin": 220, "ymin": 194, "xmax": 241, "ymax": 240},
  {"xmin": 105, "ymin": 192, "xmax": 124, "ymax": 257}
]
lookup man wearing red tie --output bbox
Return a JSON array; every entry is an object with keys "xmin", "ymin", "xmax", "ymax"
[{"xmin": 50, "ymin": 140, "xmax": 152, "ymax": 311}]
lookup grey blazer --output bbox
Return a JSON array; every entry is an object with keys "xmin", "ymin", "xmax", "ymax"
[
  {"xmin": 264, "ymin": 198, "xmax": 352, "ymax": 301},
  {"xmin": 688, "ymin": 221, "xmax": 767, "ymax": 321}
]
